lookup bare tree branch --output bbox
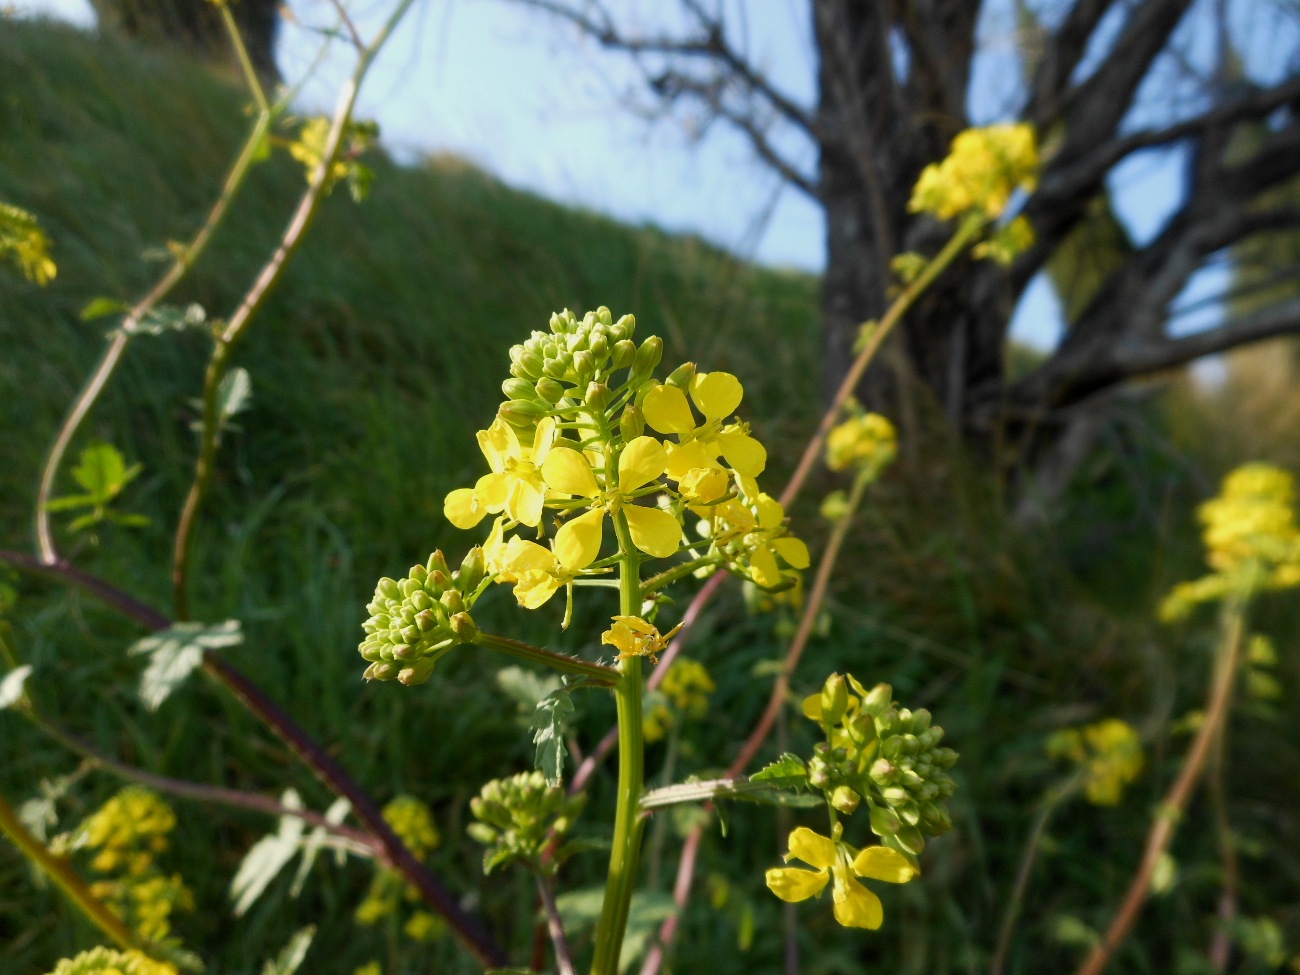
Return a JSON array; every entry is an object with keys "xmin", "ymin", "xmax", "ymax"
[
  {"xmin": 1023, "ymin": 0, "xmax": 1122, "ymax": 126},
  {"xmin": 1120, "ymin": 296, "xmax": 1300, "ymax": 373}
]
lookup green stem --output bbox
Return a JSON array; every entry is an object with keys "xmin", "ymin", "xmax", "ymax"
[
  {"xmin": 591, "ymin": 511, "xmax": 645, "ymax": 975},
  {"xmin": 474, "ymin": 631, "xmax": 620, "ymax": 686},
  {"xmin": 0, "ymin": 790, "xmax": 139, "ymax": 952}
]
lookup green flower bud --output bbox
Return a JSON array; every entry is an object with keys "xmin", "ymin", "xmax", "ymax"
[
  {"xmin": 861, "ymin": 682, "xmax": 893, "ymax": 717},
  {"xmin": 589, "ymin": 333, "xmax": 609, "ymax": 361},
  {"xmin": 456, "ymin": 547, "xmax": 486, "ymax": 593},
  {"xmin": 620, "ymin": 405, "xmax": 645, "ymax": 441},
  {"xmin": 440, "ymin": 589, "xmax": 465, "ymax": 614},
  {"xmin": 819, "ymin": 673, "xmax": 849, "ymax": 726},
  {"xmin": 868, "ymin": 803, "xmax": 901, "ymax": 837},
  {"xmin": 611, "ymin": 338, "xmax": 636, "ymax": 369},
  {"xmin": 398, "ymin": 658, "xmax": 437, "ymax": 686},
  {"xmin": 535, "ymin": 377, "xmax": 565, "ymax": 404},
  {"xmin": 502, "ymin": 377, "xmax": 537, "ymax": 401},
  {"xmin": 365, "ymin": 660, "xmax": 400, "ymax": 681},
  {"xmin": 500, "ymin": 399, "xmax": 547, "ymax": 424},
  {"xmin": 573, "ymin": 350, "xmax": 595, "ymax": 385},
  {"xmin": 611, "ymin": 313, "xmax": 635, "ymax": 342},
  {"xmin": 449, "ymin": 612, "xmax": 478, "ymax": 643},
  {"xmin": 594, "ymin": 306, "xmax": 613, "ymax": 327},
  {"xmin": 629, "ymin": 336, "xmax": 663, "ymax": 384},
  {"xmin": 665, "ymin": 361, "xmax": 696, "ymax": 389},
  {"xmin": 830, "ymin": 785, "xmax": 860, "ymax": 814},
  {"xmin": 584, "ymin": 382, "xmax": 611, "ymax": 411}
]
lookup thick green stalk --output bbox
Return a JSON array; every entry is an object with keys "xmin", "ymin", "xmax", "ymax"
[
  {"xmin": 591, "ymin": 511, "xmax": 645, "ymax": 975},
  {"xmin": 0, "ymin": 790, "xmax": 139, "ymax": 952}
]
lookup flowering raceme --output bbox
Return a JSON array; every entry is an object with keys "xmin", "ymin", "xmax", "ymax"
[
  {"xmin": 909, "ymin": 123, "xmax": 1039, "ymax": 221},
  {"xmin": 1046, "ymin": 718, "xmax": 1144, "ymax": 806},
  {"xmin": 825, "ymin": 407, "xmax": 896, "ymax": 475}
]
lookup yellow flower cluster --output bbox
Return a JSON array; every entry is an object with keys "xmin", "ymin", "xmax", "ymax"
[
  {"xmin": 442, "ymin": 309, "xmax": 807, "ymax": 613},
  {"xmin": 1, "ymin": 200, "xmax": 57, "ymax": 285},
  {"xmin": 1046, "ymin": 718, "xmax": 1144, "ymax": 806},
  {"xmin": 642, "ymin": 657, "xmax": 715, "ymax": 742},
  {"xmin": 44, "ymin": 947, "xmax": 177, "ymax": 975},
  {"xmin": 825, "ymin": 408, "xmax": 896, "ymax": 475},
  {"xmin": 766, "ymin": 826, "xmax": 915, "ymax": 930},
  {"xmin": 77, "ymin": 788, "xmax": 192, "ymax": 942},
  {"xmin": 356, "ymin": 796, "xmax": 445, "ymax": 941},
  {"xmin": 1160, "ymin": 463, "xmax": 1300, "ymax": 621},
  {"xmin": 909, "ymin": 123, "xmax": 1039, "ymax": 221}
]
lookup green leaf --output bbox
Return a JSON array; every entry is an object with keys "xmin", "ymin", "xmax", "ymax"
[
  {"xmin": 125, "ymin": 302, "xmax": 207, "ymax": 336},
  {"xmin": 530, "ymin": 688, "xmax": 574, "ymax": 786},
  {"xmin": 749, "ymin": 753, "xmax": 808, "ymax": 790},
  {"xmin": 216, "ymin": 367, "xmax": 252, "ymax": 426},
  {"xmin": 555, "ymin": 887, "xmax": 675, "ymax": 974},
  {"xmin": 66, "ymin": 512, "xmax": 101, "ymax": 534},
  {"xmin": 70, "ymin": 442, "xmax": 140, "ymax": 504},
  {"xmin": 261, "ymin": 925, "xmax": 315, "ymax": 975},
  {"xmin": 497, "ymin": 665, "xmax": 562, "ymax": 714},
  {"xmin": 231, "ymin": 791, "xmax": 306, "ymax": 916},
  {"xmin": 289, "ymin": 797, "xmax": 351, "ymax": 896},
  {"xmin": 0, "ymin": 665, "xmax": 32, "ymax": 709},
  {"xmin": 43, "ymin": 493, "xmax": 95, "ymax": 512},
  {"xmin": 80, "ymin": 297, "xmax": 129, "ymax": 322},
  {"xmin": 128, "ymin": 620, "xmax": 242, "ymax": 710}
]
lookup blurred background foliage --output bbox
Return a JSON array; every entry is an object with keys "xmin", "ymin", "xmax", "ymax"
[{"xmin": 1, "ymin": 18, "xmax": 1299, "ymax": 975}]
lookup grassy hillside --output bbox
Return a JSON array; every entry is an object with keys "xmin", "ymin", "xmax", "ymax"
[{"xmin": 2, "ymin": 18, "xmax": 1298, "ymax": 975}]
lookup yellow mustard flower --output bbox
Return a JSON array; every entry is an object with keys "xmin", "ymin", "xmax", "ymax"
[
  {"xmin": 603, "ymin": 615, "xmax": 682, "ymax": 664},
  {"xmin": 644, "ymin": 657, "xmax": 715, "ymax": 741},
  {"xmin": 825, "ymin": 410, "xmax": 896, "ymax": 474},
  {"xmin": 765, "ymin": 827, "xmax": 915, "ymax": 930},
  {"xmin": 643, "ymin": 372, "xmax": 766, "ymax": 480},
  {"xmin": 404, "ymin": 910, "xmax": 444, "ymax": 941},
  {"xmin": 444, "ymin": 416, "xmax": 557, "ymax": 529},
  {"xmin": 701, "ymin": 479, "xmax": 809, "ymax": 588},
  {"xmin": 909, "ymin": 123, "xmax": 1038, "ymax": 221},
  {"xmin": 382, "ymin": 795, "xmax": 439, "ymax": 861},
  {"xmin": 497, "ymin": 533, "xmax": 591, "ymax": 610},
  {"xmin": 1047, "ymin": 718, "xmax": 1144, "ymax": 806},
  {"xmin": 44, "ymin": 947, "xmax": 177, "ymax": 975},
  {"xmin": 540, "ymin": 435, "xmax": 683, "ymax": 559}
]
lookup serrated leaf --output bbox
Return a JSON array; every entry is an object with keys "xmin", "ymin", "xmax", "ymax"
[
  {"xmin": 261, "ymin": 925, "xmax": 315, "ymax": 975},
  {"xmin": 231, "ymin": 791, "xmax": 306, "ymax": 916},
  {"xmin": 71, "ymin": 442, "xmax": 138, "ymax": 503},
  {"xmin": 0, "ymin": 665, "xmax": 32, "ymax": 709},
  {"xmin": 750, "ymin": 753, "xmax": 808, "ymax": 789},
  {"xmin": 129, "ymin": 620, "xmax": 241, "ymax": 710},
  {"xmin": 80, "ymin": 297, "xmax": 128, "ymax": 321},
  {"xmin": 290, "ymin": 797, "xmax": 351, "ymax": 896},
  {"xmin": 530, "ymin": 688, "xmax": 574, "ymax": 786},
  {"xmin": 217, "ymin": 368, "xmax": 252, "ymax": 425}
]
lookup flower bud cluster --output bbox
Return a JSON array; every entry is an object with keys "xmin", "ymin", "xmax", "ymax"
[
  {"xmin": 358, "ymin": 548, "xmax": 484, "ymax": 685},
  {"xmin": 909, "ymin": 123, "xmax": 1039, "ymax": 221},
  {"xmin": 825, "ymin": 405, "xmax": 896, "ymax": 476},
  {"xmin": 802, "ymin": 674, "xmax": 957, "ymax": 859},
  {"xmin": 45, "ymin": 948, "xmax": 177, "ymax": 975},
  {"xmin": 467, "ymin": 771, "xmax": 585, "ymax": 876}
]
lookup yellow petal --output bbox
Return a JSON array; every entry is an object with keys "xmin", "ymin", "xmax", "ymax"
[
  {"xmin": 503, "ymin": 537, "xmax": 556, "ymax": 575},
  {"xmin": 765, "ymin": 866, "xmax": 828, "ymax": 903},
  {"xmin": 508, "ymin": 476, "xmax": 546, "ymax": 528},
  {"xmin": 542, "ymin": 447, "xmax": 600, "ymax": 497},
  {"xmin": 786, "ymin": 827, "xmax": 837, "ymax": 869},
  {"xmin": 772, "ymin": 536, "xmax": 810, "ymax": 570},
  {"xmin": 718, "ymin": 430, "xmax": 766, "ymax": 477},
  {"xmin": 748, "ymin": 544, "xmax": 781, "ymax": 588},
  {"xmin": 831, "ymin": 870, "xmax": 883, "ymax": 929},
  {"xmin": 444, "ymin": 488, "xmax": 486, "ymax": 529},
  {"xmin": 665, "ymin": 441, "xmax": 717, "ymax": 481},
  {"xmin": 754, "ymin": 493, "xmax": 785, "ymax": 530},
  {"xmin": 679, "ymin": 466, "xmax": 728, "ymax": 503},
  {"xmin": 530, "ymin": 416, "xmax": 557, "ymax": 465},
  {"xmin": 801, "ymin": 694, "xmax": 823, "ymax": 721},
  {"xmin": 851, "ymin": 846, "xmax": 916, "ymax": 884},
  {"xmin": 513, "ymin": 569, "xmax": 563, "ymax": 609},
  {"xmin": 618, "ymin": 437, "xmax": 667, "ymax": 493},
  {"xmin": 478, "ymin": 418, "xmax": 517, "ymax": 471},
  {"xmin": 643, "ymin": 384, "xmax": 696, "ymax": 435},
  {"xmin": 689, "ymin": 371, "xmax": 743, "ymax": 420},
  {"xmin": 555, "ymin": 509, "xmax": 604, "ymax": 570},
  {"xmin": 624, "ymin": 505, "xmax": 682, "ymax": 559}
]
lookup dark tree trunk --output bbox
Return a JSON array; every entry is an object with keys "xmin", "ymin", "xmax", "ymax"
[{"xmin": 91, "ymin": 0, "xmax": 281, "ymax": 82}]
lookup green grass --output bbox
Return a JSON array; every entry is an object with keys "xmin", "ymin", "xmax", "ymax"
[{"xmin": 2, "ymin": 17, "xmax": 1299, "ymax": 975}]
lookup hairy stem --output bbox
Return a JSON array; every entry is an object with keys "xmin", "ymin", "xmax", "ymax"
[
  {"xmin": 1074, "ymin": 602, "xmax": 1246, "ymax": 975},
  {"xmin": 475, "ymin": 631, "xmax": 620, "ymax": 685},
  {"xmin": 537, "ymin": 871, "xmax": 577, "ymax": 975},
  {"xmin": 591, "ymin": 511, "xmax": 646, "ymax": 975}
]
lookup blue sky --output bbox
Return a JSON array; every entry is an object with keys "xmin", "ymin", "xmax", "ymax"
[{"xmin": 19, "ymin": 0, "xmax": 1297, "ymax": 351}]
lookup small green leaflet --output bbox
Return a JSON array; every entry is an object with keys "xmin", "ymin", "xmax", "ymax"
[
  {"xmin": 261, "ymin": 925, "xmax": 316, "ymax": 975},
  {"xmin": 289, "ymin": 797, "xmax": 351, "ymax": 896},
  {"xmin": 749, "ymin": 753, "xmax": 809, "ymax": 790},
  {"xmin": 122, "ymin": 302, "xmax": 207, "ymax": 336},
  {"xmin": 230, "ymin": 790, "xmax": 306, "ymax": 916},
  {"xmin": 128, "ymin": 620, "xmax": 241, "ymax": 710},
  {"xmin": 80, "ymin": 296, "xmax": 129, "ymax": 322},
  {"xmin": 67, "ymin": 442, "xmax": 141, "ymax": 506},
  {"xmin": 530, "ymin": 687, "xmax": 575, "ymax": 786},
  {"xmin": 216, "ymin": 367, "xmax": 252, "ymax": 426},
  {"xmin": 0, "ymin": 665, "xmax": 32, "ymax": 709}
]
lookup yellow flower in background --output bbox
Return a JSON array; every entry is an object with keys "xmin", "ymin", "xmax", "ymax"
[
  {"xmin": 44, "ymin": 947, "xmax": 177, "ymax": 975},
  {"xmin": 445, "ymin": 416, "xmax": 557, "ymax": 529},
  {"xmin": 909, "ymin": 123, "xmax": 1038, "ymax": 221},
  {"xmin": 643, "ymin": 372, "xmax": 767, "ymax": 480},
  {"xmin": 1047, "ymin": 718, "xmax": 1144, "ymax": 806},
  {"xmin": 382, "ymin": 795, "xmax": 439, "ymax": 861},
  {"xmin": 541, "ymin": 436, "xmax": 683, "ymax": 559},
  {"xmin": 80, "ymin": 786, "xmax": 175, "ymax": 873},
  {"xmin": 765, "ymin": 827, "xmax": 915, "ymax": 930},
  {"xmin": 825, "ymin": 409, "xmax": 896, "ymax": 475},
  {"xmin": 603, "ymin": 615, "xmax": 682, "ymax": 664},
  {"xmin": 1159, "ymin": 462, "xmax": 1300, "ymax": 621},
  {"xmin": 644, "ymin": 657, "xmax": 715, "ymax": 741}
]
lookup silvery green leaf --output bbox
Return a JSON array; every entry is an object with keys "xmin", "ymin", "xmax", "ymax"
[
  {"xmin": 261, "ymin": 925, "xmax": 315, "ymax": 975},
  {"xmin": 0, "ymin": 665, "xmax": 32, "ymax": 709},
  {"xmin": 129, "ymin": 621, "xmax": 241, "ymax": 710},
  {"xmin": 530, "ymin": 688, "xmax": 574, "ymax": 786},
  {"xmin": 231, "ymin": 790, "xmax": 306, "ymax": 916},
  {"xmin": 216, "ymin": 368, "xmax": 252, "ymax": 425},
  {"xmin": 290, "ymin": 797, "xmax": 351, "ymax": 896}
]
